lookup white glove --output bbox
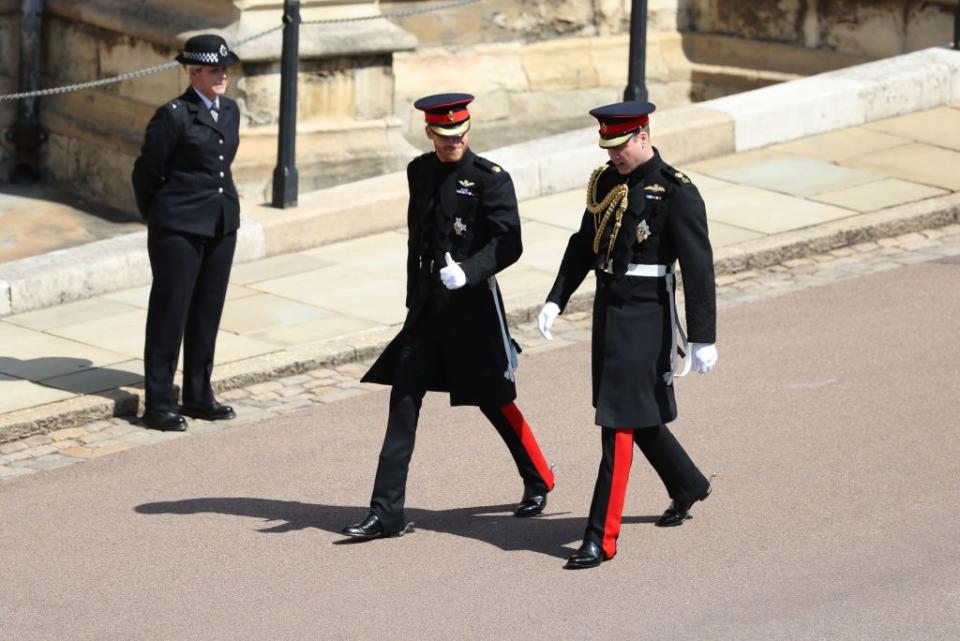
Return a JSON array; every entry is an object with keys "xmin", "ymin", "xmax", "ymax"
[
  {"xmin": 537, "ymin": 302, "xmax": 560, "ymax": 341},
  {"xmin": 691, "ymin": 343, "xmax": 718, "ymax": 373},
  {"xmin": 440, "ymin": 252, "xmax": 467, "ymax": 290}
]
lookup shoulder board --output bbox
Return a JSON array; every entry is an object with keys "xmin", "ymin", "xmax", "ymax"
[
  {"xmin": 661, "ymin": 165, "xmax": 692, "ymax": 186},
  {"xmin": 473, "ymin": 155, "xmax": 504, "ymax": 174},
  {"xmin": 167, "ymin": 100, "xmax": 184, "ymax": 111}
]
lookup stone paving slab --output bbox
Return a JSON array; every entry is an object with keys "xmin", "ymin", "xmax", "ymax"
[
  {"xmin": 841, "ymin": 142, "xmax": 960, "ymax": 191},
  {"xmin": 863, "ymin": 107, "xmax": 960, "ymax": 151},
  {"xmin": 812, "ymin": 178, "xmax": 949, "ymax": 212},
  {"xmin": 770, "ymin": 127, "xmax": 911, "ymax": 163},
  {"xmin": 702, "ymin": 183, "xmax": 857, "ymax": 233},
  {"xmin": 705, "ymin": 155, "xmax": 882, "ymax": 197}
]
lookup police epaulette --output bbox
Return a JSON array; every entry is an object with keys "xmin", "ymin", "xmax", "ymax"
[{"xmin": 474, "ymin": 156, "xmax": 503, "ymax": 174}]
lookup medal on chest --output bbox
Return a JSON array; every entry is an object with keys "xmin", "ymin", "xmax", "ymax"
[{"xmin": 453, "ymin": 217, "xmax": 467, "ymax": 236}]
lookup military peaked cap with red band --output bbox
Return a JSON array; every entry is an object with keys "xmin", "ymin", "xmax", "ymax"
[
  {"xmin": 589, "ymin": 100, "xmax": 656, "ymax": 148},
  {"xmin": 414, "ymin": 93, "xmax": 474, "ymax": 137}
]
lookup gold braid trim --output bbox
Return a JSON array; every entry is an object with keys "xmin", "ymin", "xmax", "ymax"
[{"xmin": 585, "ymin": 165, "xmax": 629, "ymax": 262}]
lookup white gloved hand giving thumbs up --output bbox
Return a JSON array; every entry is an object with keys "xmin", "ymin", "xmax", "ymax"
[{"xmin": 440, "ymin": 252, "xmax": 467, "ymax": 290}]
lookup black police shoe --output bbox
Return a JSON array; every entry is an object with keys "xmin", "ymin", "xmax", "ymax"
[
  {"xmin": 514, "ymin": 487, "xmax": 548, "ymax": 518},
  {"xmin": 180, "ymin": 400, "xmax": 236, "ymax": 421},
  {"xmin": 655, "ymin": 483, "xmax": 712, "ymax": 527},
  {"xmin": 141, "ymin": 409, "xmax": 187, "ymax": 432},
  {"xmin": 341, "ymin": 512, "xmax": 414, "ymax": 540},
  {"xmin": 564, "ymin": 540, "xmax": 604, "ymax": 570}
]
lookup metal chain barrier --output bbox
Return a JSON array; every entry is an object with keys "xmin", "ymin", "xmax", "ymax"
[{"xmin": 0, "ymin": 0, "xmax": 483, "ymax": 103}]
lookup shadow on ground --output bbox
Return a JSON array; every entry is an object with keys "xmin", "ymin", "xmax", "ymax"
[
  {"xmin": 135, "ymin": 497, "xmax": 660, "ymax": 559},
  {"xmin": 0, "ymin": 356, "xmax": 143, "ymax": 405}
]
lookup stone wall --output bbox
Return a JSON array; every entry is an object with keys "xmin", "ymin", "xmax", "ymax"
[{"xmin": 687, "ymin": 0, "xmax": 957, "ymax": 58}]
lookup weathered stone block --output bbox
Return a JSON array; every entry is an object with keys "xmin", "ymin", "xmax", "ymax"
[
  {"xmin": 821, "ymin": 4, "xmax": 905, "ymax": 59},
  {"xmin": 45, "ymin": 18, "xmax": 100, "ymax": 85},
  {"xmin": 523, "ymin": 38, "xmax": 599, "ymax": 92},
  {"xmin": 507, "ymin": 88, "xmax": 616, "ymax": 123},
  {"xmin": 689, "ymin": 0, "xmax": 804, "ymax": 44},
  {"xmin": 354, "ymin": 63, "xmax": 394, "ymax": 120},
  {"xmin": 0, "ymin": 232, "xmax": 150, "ymax": 314},
  {"xmin": 655, "ymin": 104, "xmax": 736, "ymax": 164},
  {"xmin": 709, "ymin": 75, "xmax": 866, "ymax": 151},
  {"xmin": 394, "ymin": 42, "xmax": 528, "ymax": 103},
  {"xmin": 906, "ymin": 3, "xmax": 956, "ymax": 51},
  {"xmin": 832, "ymin": 48, "xmax": 959, "ymax": 122},
  {"xmin": 0, "ymin": 280, "xmax": 10, "ymax": 316},
  {"xmin": 99, "ymin": 36, "xmax": 182, "ymax": 105}
]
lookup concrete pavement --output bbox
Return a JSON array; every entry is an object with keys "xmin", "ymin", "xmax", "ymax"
[
  {"xmin": 2, "ymin": 102, "xmax": 960, "ymax": 440},
  {"xmin": 1, "ymin": 234, "xmax": 958, "ymax": 640}
]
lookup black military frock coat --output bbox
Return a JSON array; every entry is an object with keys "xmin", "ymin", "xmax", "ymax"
[
  {"xmin": 131, "ymin": 88, "xmax": 241, "ymax": 237},
  {"xmin": 362, "ymin": 150, "xmax": 522, "ymax": 407},
  {"xmin": 547, "ymin": 149, "xmax": 716, "ymax": 427}
]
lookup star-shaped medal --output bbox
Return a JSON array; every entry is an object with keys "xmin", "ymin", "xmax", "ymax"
[
  {"xmin": 636, "ymin": 219, "xmax": 651, "ymax": 243},
  {"xmin": 453, "ymin": 218, "xmax": 467, "ymax": 236}
]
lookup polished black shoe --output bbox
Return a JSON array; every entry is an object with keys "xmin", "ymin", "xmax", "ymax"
[
  {"xmin": 514, "ymin": 487, "xmax": 548, "ymax": 518},
  {"xmin": 141, "ymin": 409, "xmax": 187, "ymax": 432},
  {"xmin": 180, "ymin": 400, "xmax": 236, "ymax": 421},
  {"xmin": 564, "ymin": 540, "xmax": 604, "ymax": 570},
  {"xmin": 341, "ymin": 512, "xmax": 414, "ymax": 540},
  {"xmin": 655, "ymin": 484, "xmax": 712, "ymax": 527}
]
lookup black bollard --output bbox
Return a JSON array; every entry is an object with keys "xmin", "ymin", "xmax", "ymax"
[
  {"xmin": 8, "ymin": 0, "xmax": 46, "ymax": 183},
  {"xmin": 954, "ymin": 0, "xmax": 959, "ymax": 50},
  {"xmin": 623, "ymin": 0, "xmax": 649, "ymax": 102},
  {"xmin": 271, "ymin": 0, "xmax": 301, "ymax": 208}
]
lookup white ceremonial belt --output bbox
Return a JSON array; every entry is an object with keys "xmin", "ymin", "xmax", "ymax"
[{"xmin": 603, "ymin": 263, "xmax": 672, "ymax": 277}]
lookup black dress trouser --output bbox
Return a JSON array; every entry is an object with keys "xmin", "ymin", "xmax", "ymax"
[
  {"xmin": 144, "ymin": 224, "xmax": 236, "ymax": 412},
  {"xmin": 584, "ymin": 425, "xmax": 709, "ymax": 559},
  {"xmin": 370, "ymin": 319, "xmax": 553, "ymax": 533}
]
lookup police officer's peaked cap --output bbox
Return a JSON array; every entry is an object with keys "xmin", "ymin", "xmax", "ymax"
[
  {"xmin": 414, "ymin": 93, "xmax": 474, "ymax": 137},
  {"xmin": 176, "ymin": 34, "xmax": 240, "ymax": 66},
  {"xmin": 589, "ymin": 101, "xmax": 656, "ymax": 148}
]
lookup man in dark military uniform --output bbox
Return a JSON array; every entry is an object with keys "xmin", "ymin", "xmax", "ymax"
[
  {"xmin": 342, "ymin": 94, "xmax": 556, "ymax": 540},
  {"xmin": 537, "ymin": 101, "xmax": 718, "ymax": 569},
  {"xmin": 131, "ymin": 34, "xmax": 242, "ymax": 432}
]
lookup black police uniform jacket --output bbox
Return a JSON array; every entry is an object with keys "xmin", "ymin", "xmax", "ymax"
[
  {"xmin": 131, "ymin": 88, "xmax": 241, "ymax": 236},
  {"xmin": 362, "ymin": 149, "xmax": 522, "ymax": 407},
  {"xmin": 546, "ymin": 149, "xmax": 716, "ymax": 427}
]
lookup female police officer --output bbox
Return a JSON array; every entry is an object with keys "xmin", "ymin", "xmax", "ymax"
[{"xmin": 132, "ymin": 34, "xmax": 241, "ymax": 431}]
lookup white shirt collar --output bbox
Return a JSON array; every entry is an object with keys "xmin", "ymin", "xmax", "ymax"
[{"xmin": 192, "ymin": 86, "xmax": 219, "ymax": 111}]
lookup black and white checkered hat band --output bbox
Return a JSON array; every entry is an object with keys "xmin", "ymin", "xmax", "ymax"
[{"xmin": 182, "ymin": 51, "xmax": 221, "ymax": 64}]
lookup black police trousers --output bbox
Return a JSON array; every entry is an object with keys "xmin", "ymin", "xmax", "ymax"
[
  {"xmin": 369, "ymin": 327, "xmax": 555, "ymax": 534},
  {"xmin": 585, "ymin": 425, "xmax": 709, "ymax": 559},
  {"xmin": 144, "ymin": 224, "xmax": 236, "ymax": 412}
]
